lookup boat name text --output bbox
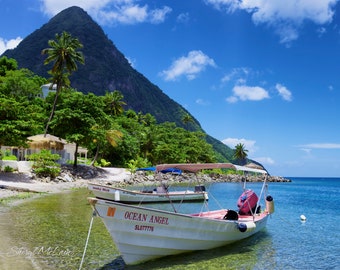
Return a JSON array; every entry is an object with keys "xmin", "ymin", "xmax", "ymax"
[{"xmin": 124, "ymin": 211, "xmax": 169, "ymax": 225}]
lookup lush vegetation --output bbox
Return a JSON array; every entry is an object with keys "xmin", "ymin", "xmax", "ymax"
[
  {"xmin": 28, "ymin": 150, "xmax": 61, "ymax": 178},
  {"xmin": 0, "ymin": 56, "xmax": 225, "ymax": 169},
  {"xmin": 2, "ymin": 6, "xmax": 197, "ymax": 127},
  {"xmin": 1, "ymin": 6, "xmax": 234, "ymax": 162}
]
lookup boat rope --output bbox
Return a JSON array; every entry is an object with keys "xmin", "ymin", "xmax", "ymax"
[
  {"xmin": 79, "ymin": 211, "xmax": 96, "ymax": 270},
  {"xmin": 254, "ymin": 174, "xmax": 268, "ymax": 217},
  {"xmin": 176, "ymin": 178, "xmax": 199, "ymax": 212}
]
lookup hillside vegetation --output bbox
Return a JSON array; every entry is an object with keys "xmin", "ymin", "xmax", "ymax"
[{"xmin": 1, "ymin": 6, "xmax": 234, "ymax": 162}]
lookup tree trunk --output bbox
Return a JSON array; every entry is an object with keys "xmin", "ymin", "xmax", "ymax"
[
  {"xmin": 90, "ymin": 144, "xmax": 100, "ymax": 166},
  {"xmin": 44, "ymin": 89, "xmax": 59, "ymax": 137},
  {"xmin": 73, "ymin": 143, "xmax": 78, "ymax": 168}
]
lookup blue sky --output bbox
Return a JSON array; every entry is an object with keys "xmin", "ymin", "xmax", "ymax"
[{"xmin": 1, "ymin": 0, "xmax": 340, "ymax": 177}]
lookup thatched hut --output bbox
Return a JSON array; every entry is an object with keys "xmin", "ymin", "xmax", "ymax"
[{"xmin": 27, "ymin": 134, "xmax": 66, "ymax": 151}]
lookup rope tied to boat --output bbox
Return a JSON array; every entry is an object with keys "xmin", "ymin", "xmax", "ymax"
[{"xmin": 79, "ymin": 211, "xmax": 96, "ymax": 270}]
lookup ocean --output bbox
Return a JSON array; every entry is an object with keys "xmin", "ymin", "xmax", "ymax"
[{"xmin": 0, "ymin": 177, "xmax": 339, "ymax": 269}]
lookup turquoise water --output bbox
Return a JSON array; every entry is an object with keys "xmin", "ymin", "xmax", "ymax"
[{"xmin": 0, "ymin": 177, "xmax": 339, "ymax": 269}]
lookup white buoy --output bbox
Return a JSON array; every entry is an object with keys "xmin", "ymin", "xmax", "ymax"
[{"xmin": 300, "ymin": 214, "xmax": 306, "ymax": 221}]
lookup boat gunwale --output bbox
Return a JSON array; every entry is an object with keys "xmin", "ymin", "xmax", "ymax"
[
  {"xmin": 88, "ymin": 182, "xmax": 208, "ymax": 197},
  {"xmin": 88, "ymin": 197, "xmax": 268, "ymax": 222}
]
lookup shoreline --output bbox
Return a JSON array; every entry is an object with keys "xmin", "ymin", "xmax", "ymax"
[
  {"xmin": 0, "ymin": 166, "xmax": 131, "ymax": 203},
  {"xmin": 0, "ymin": 166, "xmax": 291, "ymax": 205}
]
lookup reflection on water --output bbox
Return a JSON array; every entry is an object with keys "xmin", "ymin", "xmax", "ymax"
[{"xmin": 0, "ymin": 187, "xmax": 275, "ymax": 269}]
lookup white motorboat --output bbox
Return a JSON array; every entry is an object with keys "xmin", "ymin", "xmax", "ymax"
[
  {"xmin": 88, "ymin": 163, "xmax": 274, "ymax": 265},
  {"xmin": 88, "ymin": 183, "xmax": 208, "ymax": 203}
]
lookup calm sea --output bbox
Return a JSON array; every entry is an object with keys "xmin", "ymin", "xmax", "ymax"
[{"xmin": 0, "ymin": 177, "xmax": 339, "ymax": 269}]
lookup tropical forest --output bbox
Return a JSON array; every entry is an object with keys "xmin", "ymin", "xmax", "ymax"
[{"xmin": 0, "ymin": 31, "xmax": 251, "ymax": 173}]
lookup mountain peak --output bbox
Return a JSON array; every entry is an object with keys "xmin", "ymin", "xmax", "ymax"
[
  {"xmin": 2, "ymin": 5, "xmax": 196, "ymax": 125},
  {"xmin": 1, "ymin": 6, "xmax": 233, "ymax": 161}
]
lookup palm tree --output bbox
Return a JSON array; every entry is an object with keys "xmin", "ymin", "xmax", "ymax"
[
  {"xmin": 90, "ymin": 128, "xmax": 123, "ymax": 166},
  {"xmin": 42, "ymin": 31, "xmax": 84, "ymax": 136},
  {"xmin": 233, "ymin": 143, "xmax": 248, "ymax": 165},
  {"xmin": 103, "ymin": 90, "xmax": 126, "ymax": 116},
  {"xmin": 182, "ymin": 113, "xmax": 194, "ymax": 130}
]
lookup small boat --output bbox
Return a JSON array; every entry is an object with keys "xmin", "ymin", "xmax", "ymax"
[
  {"xmin": 88, "ymin": 166, "xmax": 208, "ymax": 203},
  {"xmin": 88, "ymin": 163, "xmax": 274, "ymax": 265},
  {"xmin": 88, "ymin": 183, "xmax": 208, "ymax": 203}
]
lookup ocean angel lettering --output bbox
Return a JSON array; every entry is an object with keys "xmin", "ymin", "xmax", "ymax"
[
  {"xmin": 124, "ymin": 211, "xmax": 148, "ymax": 222},
  {"xmin": 149, "ymin": 215, "xmax": 169, "ymax": 225}
]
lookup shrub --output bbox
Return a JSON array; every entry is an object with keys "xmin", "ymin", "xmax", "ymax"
[
  {"xmin": 94, "ymin": 158, "xmax": 111, "ymax": 167},
  {"xmin": 27, "ymin": 150, "xmax": 61, "ymax": 178},
  {"xmin": 127, "ymin": 157, "xmax": 151, "ymax": 173},
  {"xmin": 1, "ymin": 150, "xmax": 17, "ymax": 160},
  {"xmin": 3, "ymin": 165, "xmax": 14, "ymax": 172}
]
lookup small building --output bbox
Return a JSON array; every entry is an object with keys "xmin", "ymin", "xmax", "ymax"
[{"xmin": 1, "ymin": 134, "xmax": 88, "ymax": 164}]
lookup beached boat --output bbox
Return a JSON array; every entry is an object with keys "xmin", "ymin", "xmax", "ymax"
[
  {"xmin": 88, "ymin": 166, "xmax": 208, "ymax": 203},
  {"xmin": 88, "ymin": 183, "xmax": 208, "ymax": 203},
  {"xmin": 87, "ymin": 163, "xmax": 274, "ymax": 265}
]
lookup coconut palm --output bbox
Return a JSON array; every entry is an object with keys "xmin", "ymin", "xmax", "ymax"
[
  {"xmin": 182, "ymin": 113, "xmax": 194, "ymax": 130},
  {"xmin": 233, "ymin": 143, "xmax": 248, "ymax": 165},
  {"xmin": 103, "ymin": 90, "xmax": 126, "ymax": 116},
  {"xmin": 42, "ymin": 31, "xmax": 84, "ymax": 136},
  {"xmin": 90, "ymin": 128, "xmax": 123, "ymax": 166}
]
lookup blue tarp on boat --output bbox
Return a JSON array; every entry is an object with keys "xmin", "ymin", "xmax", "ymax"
[
  {"xmin": 136, "ymin": 167, "xmax": 182, "ymax": 174},
  {"xmin": 136, "ymin": 167, "xmax": 156, "ymax": 171}
]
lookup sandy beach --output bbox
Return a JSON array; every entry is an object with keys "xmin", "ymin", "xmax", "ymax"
[{"xmin": 0, "ymin": 167, "xmax": 131, "ymax": 201}]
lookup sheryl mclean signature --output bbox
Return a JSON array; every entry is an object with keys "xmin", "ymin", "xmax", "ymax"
[{"xmin": 0, "ymin": 246, "xmax": 76, "ymax": 258}]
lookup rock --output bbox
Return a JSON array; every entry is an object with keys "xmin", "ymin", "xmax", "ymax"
[{"xmin": 123, "ymin": 171, "xmax": 292, "ymax": 187}]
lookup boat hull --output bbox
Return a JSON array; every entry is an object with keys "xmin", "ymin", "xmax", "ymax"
[
  {"xmin": 88, "ymin": 183, "xmax": 208, "ymax": 203},
  {"xmin": 89, "ymin": 197, "xmax": 269, "ymax": 265}
]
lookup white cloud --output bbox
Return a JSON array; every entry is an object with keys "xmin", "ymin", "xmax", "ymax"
[
  {"xmin": 227, "ymin": 85, "xmax": 269, "ymax": 103},
  {"xmin": 222, "ymin": 137, "xmax": 274, "ymax": 166},
  {"xmin": 149, "ymin": 6, "xmax": 172, "ymax": 24},
  {"xmin": 40, "ymin": 0, "xmax": 109, "ymax": 15},
  {"xmin": 221, "ymin": 67, "xmax": 251, "ymax": 83},
  {"xmin": 196, "ymin": 98, "xmax": 210, "ymax": 106},
  {"xmin": 125, "ymin": 56, "xmax": 136, "ymax": 68},
  {"xmin": 205, "ymin": 0, "xmax": 339, "ymax": 44},
  {"xmin": 300, "ymin": 148, "xmax": 312, "ymax": 154},
  {"xmin": 160, "ymin": 50, "xmax": 216, "ymax": 81},
  {"xmin": 317, "ymin": 27, "xmax": 327, "ymax": 37},
  {"xmin": 222, "ymin": 137, "xmax": 257, "ymax": 153},
  {"xmin": 253, "ymin": 156, "xmax": 275, "ymax": 165},
  {"xmin": 177, "ymin": 12, "xmax": 190, "ymax": 24},
  {"xmin": 276, "ymin": 83, "xmax": 292, "ymax": 101},
  {"xmin": 298, "ymin": 143, "xmax": 340, "ymax": 149},
  {"xmin": 226, "ymin": 96, "xmax": 238, "ymax": 103},
  {"xmin": 40, "ymin": 0, "xmax": 171, "ymax": 25},
  {"xmin": 0, "ymin": 37, "xmax": 23, "ymax": 55}
]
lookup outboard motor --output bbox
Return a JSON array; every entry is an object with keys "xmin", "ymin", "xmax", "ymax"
[{"xmin": 237, "ymin": 189, "xmax": 258, "ymax": 215}]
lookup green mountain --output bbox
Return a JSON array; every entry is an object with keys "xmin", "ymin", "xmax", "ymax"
[{"xmin": 2, "ymin": 6, "xmax": 233, "ymax": 161}]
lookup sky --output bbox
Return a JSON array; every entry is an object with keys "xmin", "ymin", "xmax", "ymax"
[{"xmin": 1, "ymin": 0, "xmax": 340, "ymax": 177}]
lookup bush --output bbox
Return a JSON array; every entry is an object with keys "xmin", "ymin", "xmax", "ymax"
[
  {"xmin": 127, "ymin": 157, "xmax": 151, "ymax": 173},
  {"xmin": 27, "ymin": 150, "xmax": 61, "ymax": 178},
  {"xmin": 3, "ymin": 165, "xmax": 14, "ymax": 172},
  {"xmin": 1, "ymin": 150, "xmax": 17, "ymax": 160},
  {"xmin": 94, "ymin": 158, "xmax": 111, "ymax": 167}
]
